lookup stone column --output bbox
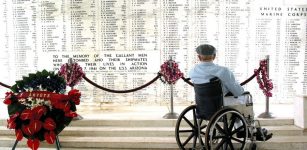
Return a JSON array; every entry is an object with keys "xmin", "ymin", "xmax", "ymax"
[{"xmin": 294, "ymin": 95, "xmax": 307, "ymax": 129}]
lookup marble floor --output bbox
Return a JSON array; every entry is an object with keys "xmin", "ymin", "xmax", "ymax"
[
  {"xmin": 0, "ymin": 100, "xmax": 299, "ymax": 150},
  {"xmin": 0, "ymin": 100, "xmax": 293, "ymax": 120}
]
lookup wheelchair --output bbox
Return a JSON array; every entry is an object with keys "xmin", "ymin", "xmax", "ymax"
[{"xmin": 175, "ymin": 78, "xmax": 264, "ymax": 150}]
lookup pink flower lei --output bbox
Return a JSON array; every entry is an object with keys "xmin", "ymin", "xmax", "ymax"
[
  {"xmin": 160, "ymin": 59, "xmax": 184, "ymax": 84},
  {"xmin": 254, "ymin": 60, "xmax": 273, "ymax": 97},
  {"xmin": 58, "ymin": 62, "xmax": 84, "ymax": 87}
]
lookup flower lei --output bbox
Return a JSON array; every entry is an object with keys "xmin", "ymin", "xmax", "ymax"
[
  {"xmin": 159, "ymin": 59, "xmax": 184, "ymax": 84},
  {"xmin": 3, "ymin": 70, "xmax": 81, "ymax": 150},
  {"xmin": 254, "ymin": 60, "xmax": 273, "ymax": 97},
  {"xmin": 58, "ymin": 62, "xmax": 84, "ymax": 87}
]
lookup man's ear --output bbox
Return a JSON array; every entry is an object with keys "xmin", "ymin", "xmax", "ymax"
[
  {"xmin": 213, "ymin": 54, "xmax": 216, "ymax": 60},
  {"xmin": 198, "ymin": 55, "xmax": 202, "ymax": 61}
]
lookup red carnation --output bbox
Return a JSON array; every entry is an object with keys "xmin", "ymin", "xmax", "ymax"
[
  {"xmin": 65, "ymin": 111, "xmax": 78, "ymax": 118},
  {"xmin": 63, "ymin": 101, "xmax": 71, "ymax": 112},
  {"xmin": 27, "ymin": 138, "xmax": 40, "ymax": 150},
  {"xmin": 53, "ymin": 100, "xmax": 71, "ymax": 112},
  {"xmin": 5, "ymin": 92, "xmax": 13, "ymax": 98},
  {"xmin": 3, "ymin": 98, "xmax": 11, "ymax": 105},
  {"xmin": 68, "ymin": 89, "xmax": 81, "ymax": 105},
  {"xmin": 43, "ymin": 118, "xmax": 56, "ymax": 131},
  {"xmin": 4, "ymin": 92, "xmax": 14, "ymax": 104},
  {"xmin": 44, "ymin": 131, "xmax": 56, "ymax": 144}
]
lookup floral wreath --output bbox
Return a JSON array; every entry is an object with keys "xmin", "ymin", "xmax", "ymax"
[
  {"xmin": 3, "ymin": 70, "xmax": 81, "ymax": 150},
  {"xmin": 159, "ymin": 59, "xmax": 184, "ymax": 84},
  {"xmin": 255, "ymin": 60, "xmax": 273, "ymax": 97},
  {"xmin": 58, "ymin": 62, "xmax": 84, "ymax": 87}
]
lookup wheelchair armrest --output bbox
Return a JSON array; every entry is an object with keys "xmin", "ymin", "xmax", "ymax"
[
  {"xmin": 225, "ymin": 91, "xmax": 251, "ymax": 97},
  {"xmin": 225, "ymin": 92, "xmax": 233, "ymax": 97},
  {"xmin": 225, "ymin": 91, "xmax": 252, "ymax": 104},
  {"xmin": 242, "ymin": 91, "xmax": 251, "ymax": 95},
  {"xmin": 242, "ymin": 91, "xmax": 253, "ymax": 106}
]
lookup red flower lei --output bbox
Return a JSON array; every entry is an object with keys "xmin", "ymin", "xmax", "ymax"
[
  {"xmin": 254, "ymin": 60, "xmax": 273, "ymax": 97},
  {"xmin": 58, "ymin": 62, "xmax": 84, "ymax": 87},
  {"xmin": 160, "ymin": 59, "xmax": 184, "ymax": 84}
]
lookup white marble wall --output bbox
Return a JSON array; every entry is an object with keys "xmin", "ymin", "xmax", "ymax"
[{"xmin": 294, "ymin": 95, "xmax": 307, "ymax": 129}]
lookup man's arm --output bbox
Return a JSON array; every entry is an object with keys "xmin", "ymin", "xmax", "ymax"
[{"xmin": 221, "ymin": 68, "xmax": 244, "ymax": 97}]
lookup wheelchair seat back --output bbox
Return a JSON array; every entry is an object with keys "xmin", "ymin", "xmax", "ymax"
[{"xmin": 194, "ymin": 77, "xmax": 223, "ymax": 120}]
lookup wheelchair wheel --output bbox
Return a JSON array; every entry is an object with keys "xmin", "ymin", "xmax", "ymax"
[
  {"xmin": 205, "ymin": 108, "xmax": 247, "ymax": 150},
  {"xmin": 175, "ymin": 105, "xmax": 207, "ymax": 150}
]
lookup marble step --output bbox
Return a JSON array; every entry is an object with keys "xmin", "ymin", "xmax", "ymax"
[
  {"xmin": 0, "ymin": 118, "xmax": 294, "ymax": 127},
  {"xmin": 1, "ymin": 135, "xmax": 307, "ymax": 150},
  {"xmin": 0, "ymin": 148, "xmax": 138, "ymax": 150},
  {"xmin": 0, "ymin": 148, "xmax": 148, "ymax": 150},
  {"xmin": 71, "ymin": 118, "xmax": 294, "ymax": 127},
  {"xmin": 0, "ymin": 125, "xmax": 302, "ymax": 137}
]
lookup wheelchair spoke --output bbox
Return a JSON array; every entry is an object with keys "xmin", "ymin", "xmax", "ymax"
[
  {"xmin": 193, "ymin": 133, "xmax": 197, "ymax": 148},
  {"xmin": 200, "ymin": 124, "xmax": 207, "ymax": 130},
  {"xmin": 183, "ymin": 116, "xmax": 194, "ymax": 128},
  {"xmin": 231, "ymin": 126, "xmax": 244, "ymax": 135},
  {"xmin": 215, "ymin": 123, "xmax": 226, "ymax": 135},
  {"xmin": 179, "ymin": 129, "xmax": 193, "ymax": 133},
  {"xmin": 200, "ymin": 135, "xmax": 205, "ymax": 146},
  {"xmin": 199, "ymin": 119, "xmax": 207, "ymax": 130},
  {"xmin": 213, "ymin": 135, "xmax": 227, "ymax": 139},
  {"xmin": 214, "ymin": 139, "xmax": 226, "ymax": 150},
  {"xmin": 228, "ymin": 115, "xmax": 236, "ymax": 132},
  {"xmin": 183, "ymin": 132, "xmax": 195, "ymax": 147},
  {"xmin": 199, "ymin": 119, "xmax": 203, "ymax": 125},
  {"xmin": 231, "ymin": 136, "xmax": 244, "ymax": 143},
  {"xmin": 223, "ymin": 116, "xmax": 229, "ymax": 133}
]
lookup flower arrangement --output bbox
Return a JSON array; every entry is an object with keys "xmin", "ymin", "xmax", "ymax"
[
  {"xmin": 58, "ymin": 62, "xmax": 84, "ymax": 87},
  {"xmin": 255, "ymin": 60, "xmax": 273, "ymax": 97},
  {"xmin": 160, "ymin": 59, "xmax": 184, "ymax": 84},
  {"xmin": 3, "ymin": 70, "xmax": 81, "ymax": 150}
]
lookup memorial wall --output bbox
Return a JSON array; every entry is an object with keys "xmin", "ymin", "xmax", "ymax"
[{"xmin": 0, "ymin": 0, "xmax": 306, "ymax": 105}]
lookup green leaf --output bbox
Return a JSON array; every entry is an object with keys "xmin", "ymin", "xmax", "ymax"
[
  {"xmin": 10, "ymin": 85, "xmax": 18, "ymax": 93},
  {"xmin": 8, "ymin": 103, "xmax": 26, "ymax": 116},
  {"xmin": 49, "ymin": 71, "xmax": 55, "ymax": 76},
  {"xmin": 36, "ymin": 71, "xmax": 42, "ymax": 78},
  {"xmin": 15, "ymin": 80, "xmax": 24, "ymax": 89},
  {"xmin": 41, "ymin": 70, "xmax": 49, "ymax": 77},
  {"xmin": 22, "ymin": 76, "xmax": 30, "ymax": 83},
  {"xmin": 28, "ymin": 73, "xmax": 36, "ymax": 78}
]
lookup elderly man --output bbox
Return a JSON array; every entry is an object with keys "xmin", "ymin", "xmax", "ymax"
[
  {"xmin": 189, "ymin": 44, "xmax": 272, "ymax": 141},
  {"xmin": 189, "ymin": 44, "xmax": 245, "ymax": 105}
]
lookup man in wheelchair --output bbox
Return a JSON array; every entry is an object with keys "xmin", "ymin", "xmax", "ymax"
[{"xmin": 189, "ymin": 44, "xmax": 273, "ymax": 141}]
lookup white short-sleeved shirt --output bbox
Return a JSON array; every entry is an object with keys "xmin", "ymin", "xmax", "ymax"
[{"xmin": 189, "ymin": 61, "xmax": 244, "ymax": 97}]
